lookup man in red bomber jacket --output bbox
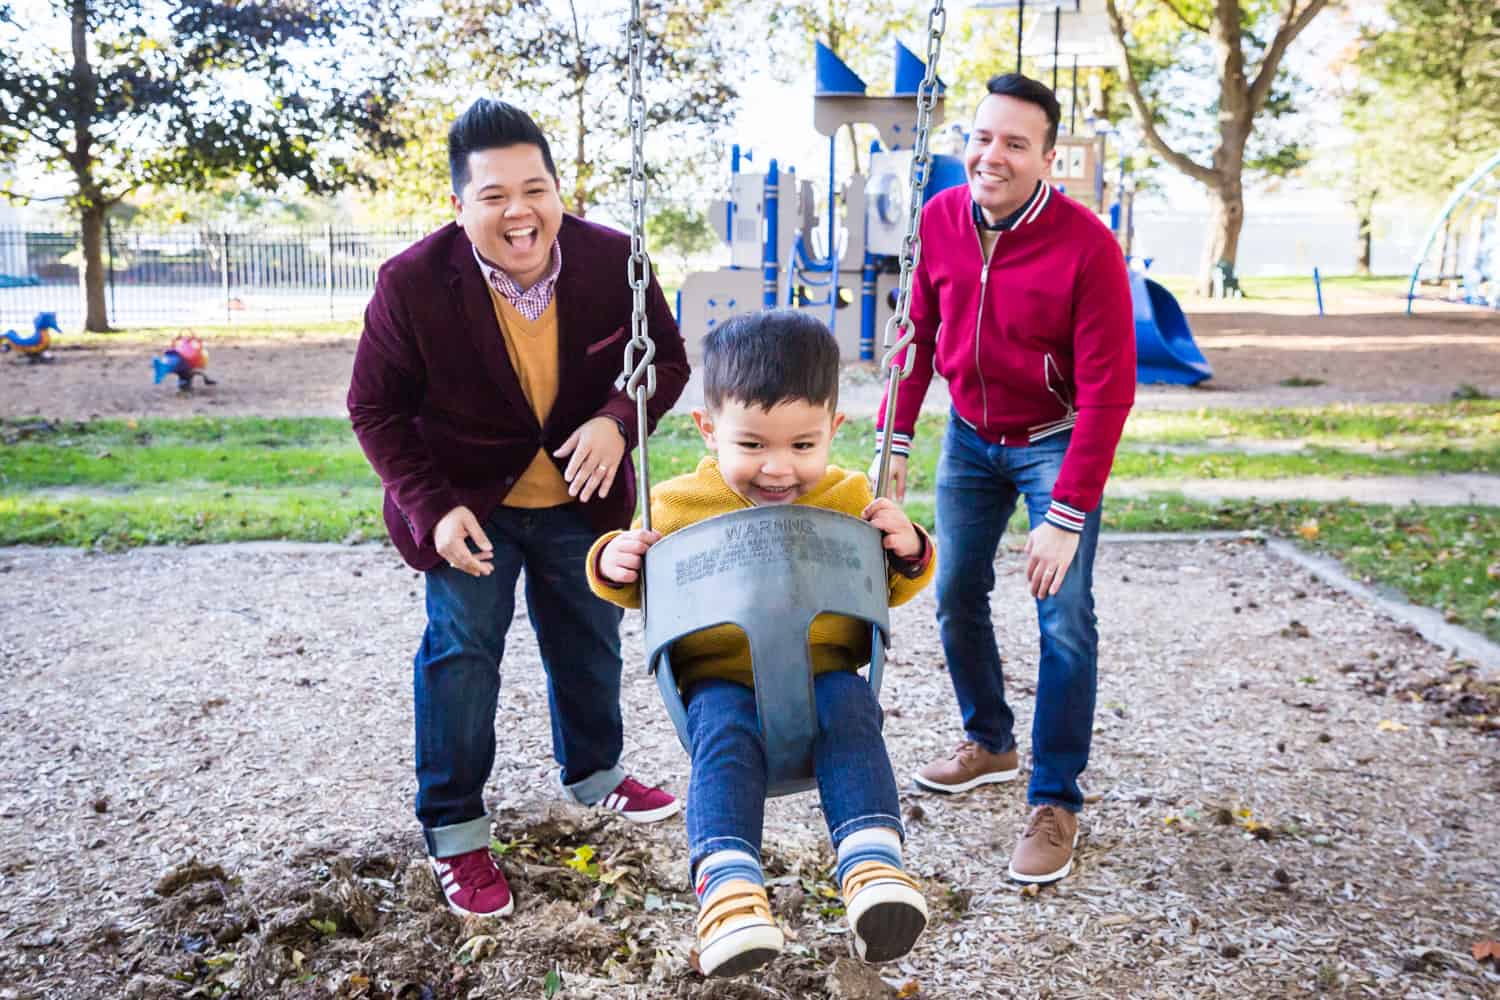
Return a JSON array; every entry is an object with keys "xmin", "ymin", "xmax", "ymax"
[
  {"xmin": 348, "ymin": 99, "xmax": 689, "ymax": 918},
  {"xmin": 876, "ymin": 74, "xmax": 1135, "ymax": 886}
]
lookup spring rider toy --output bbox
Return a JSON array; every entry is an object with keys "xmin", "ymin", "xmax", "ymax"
[
  {"xmin": 1, "ymin": 311, "xmax": 61, "ymax": 363},
  {"xmin": 152, "ymin": 334, "xmax": 217, "ymax": 391}
]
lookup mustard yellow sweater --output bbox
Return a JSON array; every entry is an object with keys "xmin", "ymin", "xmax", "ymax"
[{"xmin": 587, "ymin": 457, "xmax": 934, "ymax": 691}]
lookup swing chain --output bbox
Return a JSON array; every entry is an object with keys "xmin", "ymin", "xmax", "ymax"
[
  {"xmin": 880, "ymin": 0, "xmax": 946, "ymax": 383},
  {"xmin": 624, "ymin": 0, "xmax": 656, "ymax": 529},
  {"xmin": 875, "ymin": 0, "xmax": 945, "ymax": 499}
]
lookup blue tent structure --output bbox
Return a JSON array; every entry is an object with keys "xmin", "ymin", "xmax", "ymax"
[{"xmin": 1130, "ymin": 271, "xmax": 1212, "ymax": 385}]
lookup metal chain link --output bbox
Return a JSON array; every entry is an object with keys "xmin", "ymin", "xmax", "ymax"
[
  {"xmin": 623, "ymin": 0, "xmax": 656, "ymax": 530},
  {"xmin": 875, "ymin": 0, "xmax": 946, "ymax": 498}
]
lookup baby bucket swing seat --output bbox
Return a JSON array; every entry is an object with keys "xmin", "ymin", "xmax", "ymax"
[{"xmin": 618, "ymin": 0, "xmax": 947, "ymax": 797}]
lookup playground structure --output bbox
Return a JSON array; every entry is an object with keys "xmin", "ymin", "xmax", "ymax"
[
  {"xmin": 0, "ymin": 311, "xmax": 59, "ymax": 363},
  {"xmin": 675, "ymin": 28, "xmax": 1210, "ymax": 385},
  {"xmin": 1407, "ymin": 150, "xmax": 1500, "ymax": 314},
  {"xmin": 151, "ymin": 334, "xmax": 217, "ymax": 391}
]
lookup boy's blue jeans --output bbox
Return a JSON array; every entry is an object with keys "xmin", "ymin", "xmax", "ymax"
[
  {"xmin": 934, "ymin": 415, "xmax": 1101, "ymax": 813},
  {"xmin": 413, "ymin": 505, "xmax": 626, "ymax": 858},
  {"xmin": 684, "ymin": 671, "xmax": 903, "ymax": 875}
]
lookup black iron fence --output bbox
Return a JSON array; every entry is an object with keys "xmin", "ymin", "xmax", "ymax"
[{"xmin": 0, "ymin": 224, "xmax": 432, "ymax": 330}]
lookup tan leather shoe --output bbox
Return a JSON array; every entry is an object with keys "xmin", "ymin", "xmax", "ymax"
[
  {"xmin": 1007, "ymin": 805, "xmax": 1080, "ymax": 884},
  {"xmin": 913, "ymin": 740, "xmax": 1020, "ymax": 794}
]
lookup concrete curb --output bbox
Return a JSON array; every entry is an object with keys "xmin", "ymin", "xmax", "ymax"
[{"xmin": 1263, "ymin": 537, "xmax": 1500, "ymax": 678}]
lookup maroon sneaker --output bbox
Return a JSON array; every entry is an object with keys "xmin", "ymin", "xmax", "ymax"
[
  {"xmin": 430, "ymin": 847, "xmax": 514, "ymax": 917},
  {"xmin": 600, "ymin": 776, "xmax": 682, "ymax": 823}
]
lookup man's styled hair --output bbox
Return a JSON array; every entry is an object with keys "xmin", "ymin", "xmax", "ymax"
[
  {"xmin": 702, "ymin": 309, "xmax": 841, "ymax": 413},
  {"xmin": 984, "ymin": 73, "xmax": 1062, "ymax": 152},
  {"xmin": 447, "ymin": 98, "xmax": 558, "ymax": 195}
]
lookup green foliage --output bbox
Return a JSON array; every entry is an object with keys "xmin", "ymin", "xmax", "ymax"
[
  {"xmin": 384, "ymin": 0, "xmax": 742, "ymax": 217},
  {"xmin": 0, "ymin": 1, "xmax": 401, "ymax": 208},
  {"xmin": 1350, "ymin": 0, "xmax": 1500, "ymax": 198},
  {"xmin": 645, "ymin": 205, "xmax": 719, "ymax": 264}
]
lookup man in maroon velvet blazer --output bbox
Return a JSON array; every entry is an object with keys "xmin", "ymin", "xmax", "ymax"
[{"xmin": 348, "ymin": 99, "xmax": 689, "ymax": 918}]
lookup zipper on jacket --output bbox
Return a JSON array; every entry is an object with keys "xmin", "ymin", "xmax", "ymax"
[{"xmin": 973, "ymin": 226, "xmax": 999, "ymax": 431}]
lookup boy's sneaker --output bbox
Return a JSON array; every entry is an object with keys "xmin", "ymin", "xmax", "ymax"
[
  {"xmin": 841, "ymin": 861, "xmax": 928, "ymax": 963},
  {"xmin": 599, "ymin": 776, "xmax": 681, "ymax": 823},
  {"xmin": 1007, "ymin": 805, "xmax": 1080, "ymax": 884},
  {"xmin": 913, "ymin": 741, "xmax": 1020, "ymax": 794},
  {"xmin": 695, "ymin": 879, "xmax": 784, "ymax": 977},
  {"xmin": 430, "ymin": 847, "xmax": 514, "ymax": 917}
]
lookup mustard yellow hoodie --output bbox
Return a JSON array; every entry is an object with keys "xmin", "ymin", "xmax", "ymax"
[{"xmin": 587, "ymin": 457, "xmax": 934, "ymax": 692}]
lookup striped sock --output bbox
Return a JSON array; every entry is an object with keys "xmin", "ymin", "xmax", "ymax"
[
  {"xmin": 694, "ymin": 849, "xmax": 763, "ymax": 904},
  {"xmin": 835, "ymin": 826, "xmax": 904, "ymax": 888}
]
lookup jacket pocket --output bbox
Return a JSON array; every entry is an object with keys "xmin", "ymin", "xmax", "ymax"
[{"xmin": 585, "ymin": 326, "xmax": 627, "ymax": 356}]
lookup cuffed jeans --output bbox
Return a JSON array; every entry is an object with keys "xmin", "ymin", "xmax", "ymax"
[
  {"xmin": 413, "ymin": 504, "xmax": 626, "ymax": 857},
  {"xmin": 684, "ymin": 671, "xmax": 903, "ymax": 873},
  {"xmin": 934, "ymin": 414, "xmax": 1101, "ymax": 812}
]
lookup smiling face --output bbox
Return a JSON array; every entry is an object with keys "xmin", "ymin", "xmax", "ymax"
[
  {"xmin": 965, "ymin": 93, "xmax": 1056, "ymax": 224},
  {"xmin": 451, "ymin": 144, "xmax": 564, "ymax": 289},
  {"xmin": 693, "ymin": 397, "xmax": 844, "ymax": 506}
]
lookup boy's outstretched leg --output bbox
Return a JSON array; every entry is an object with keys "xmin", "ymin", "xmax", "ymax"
[
  {"xmin": 685, "ymin": 679, "xmax": 783, "ymax": 977},
  {"xmin": 837, "ymin": 827, "xmax": 927, "ymax": 962},
  {"xmin": 814, "ymin": 670, "xmax": 928, "ymax": 963},
  {"xmin": 693, "ymin": 849, "xmax": 784, "ymax": 977}
]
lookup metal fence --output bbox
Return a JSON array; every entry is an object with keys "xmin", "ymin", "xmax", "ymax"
[{"xmin": 0, "ymin": 224, "xmax": 432, "ymax": 330}]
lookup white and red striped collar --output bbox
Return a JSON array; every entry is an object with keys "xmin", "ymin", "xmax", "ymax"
[{"xmin": 970, "ymin": 180, "xmax": 1051, "ymax": 233}]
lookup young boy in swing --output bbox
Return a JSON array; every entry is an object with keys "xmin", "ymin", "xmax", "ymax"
[{"xmin": 587, "ymin": 310, "xmax": 934, "ymax": 977}]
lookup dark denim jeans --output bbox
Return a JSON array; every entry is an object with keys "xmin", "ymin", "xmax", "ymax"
[
  {"xmin": 684, "ymin": 672, "xmax": 902, "ymax": 873},
  {"xmin": 934, "ymin": 414, "xmax": 1101, "ymax": 812},
  {"xmin": 413, "ymin": 504, "xmax": 625, "ymax": 857}
]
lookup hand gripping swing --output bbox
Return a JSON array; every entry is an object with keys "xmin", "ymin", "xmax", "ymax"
[{"xmin": 622, "ymin": 0, "xmax": 946, "ymax": 797}]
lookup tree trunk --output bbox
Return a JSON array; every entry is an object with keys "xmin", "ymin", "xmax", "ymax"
[
  {"xmin": 79, "ymin": 199, "xmax": 110, "ymax": 331},
  {"xmin": 1196, "ymin": 180, "xmax": 1243, "ymax": 296},
  {"xmin": 1354, "ymin": 211, "xmax": 1372, "ymax": 275}
]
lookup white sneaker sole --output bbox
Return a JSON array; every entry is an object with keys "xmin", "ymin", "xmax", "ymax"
[
  {"xmin": 611, "ymin": 797, "xmax": 682, "ymax": 824},
  {"xmin": 912, "ymin": 765, "xmax": 1020, "ymax": 795},
  {"xmin": 698, "ymin": 922, "xmax": 784, "ymax": 977},
  {"xmin": 847, "ymin": 882, "xmax": 928, "ymax": 963},
  {"xmin": 1006, "ymin": 830, "xmax": 1081, "ymax": 884}
]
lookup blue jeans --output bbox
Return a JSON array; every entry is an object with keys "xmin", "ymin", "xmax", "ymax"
[
  {"xmin": 934, "ymin": 414, "xmax": 1101, "ymax": 812},
  {"xmin": 684, "ymin": 672, "xmax": 902, "ymax": 873},
  {"xmin": 413, "ymin": 504, "xmax": 626, "ymax": 857}
]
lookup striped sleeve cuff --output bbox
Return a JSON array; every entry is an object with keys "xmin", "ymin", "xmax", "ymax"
[
  {"xmin": 873, "ymin": 430, "xmax": 912, "ymax": 458},
  {"xmin": 1044, "ymin": 500, "xmax": 1088, "ymax": 533}
]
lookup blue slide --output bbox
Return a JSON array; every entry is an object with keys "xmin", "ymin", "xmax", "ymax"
[{"xmin": 1129, "ymin": 271, "xmax": 1212, "ymax": 385}]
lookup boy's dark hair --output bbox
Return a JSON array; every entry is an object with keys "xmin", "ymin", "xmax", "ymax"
[
  {"xmin": 984, "ymin": 73, "xmax": 1061, "ymax": 152},
  {"xmin": 448, "ymin": 98, "xmax": 558, "ymax": 195},
  {"xmin": 702, "ymin": 309, "xmax": 840, "ymax": 413}
]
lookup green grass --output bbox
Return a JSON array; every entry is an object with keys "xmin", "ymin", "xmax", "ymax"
[
  {"xmin": 1149, "ymin": 273, "xmax": 1411, "ymax": 302},
  {"xmin": 5, "ymin": 407, "xmax": 1498, "ymax": 495},
  {"xmin": 3, "ymin": 408, "xmax": 1496, "ymax": 642},
  {"xmin": 0, "ymin": 485, "xmax": 383, "ymax": 550}
]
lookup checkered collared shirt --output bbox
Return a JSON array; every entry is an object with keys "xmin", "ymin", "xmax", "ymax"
[{"xmin": 473, "ymin": 239, "xmax": 562, "ymax": 321}]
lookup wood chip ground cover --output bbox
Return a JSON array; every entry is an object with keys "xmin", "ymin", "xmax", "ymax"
[{"xmin": 1, "ymin": 539, "xmax": 1496, "ymax": 998}]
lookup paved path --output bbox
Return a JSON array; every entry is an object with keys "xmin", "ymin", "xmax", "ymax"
[{"xmin": 1105, "ymin": 472, "xmax": 1500, "ymax": 507}]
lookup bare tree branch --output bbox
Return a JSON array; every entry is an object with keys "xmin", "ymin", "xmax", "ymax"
[
  {"xmin": 1249, "ymin": 0, "xmax": 1330, "ymax": 112},
  {"xmin": 1161, "ymin": 0, "xmax": 1209, "ymax": 33},
  {"xmin": 1103, "ymin": 0, "xmax": 1219, "ymax": 187}
]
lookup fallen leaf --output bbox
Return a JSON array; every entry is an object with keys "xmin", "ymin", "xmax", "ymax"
[
  {"xmin": 1297, "ymin": 519, "xmax": 1319, "ymax": 541},
  {"xmin": 1473, "ymin": 939, "xmax": 1500, "ymax": 963},
  {"xmin": 897, "ymin": 979, "xmax": 922, "ymax": 998},
  {"xmin": 457, "ymin": 934, "xmax": 498, "ymax": 963},
  {"xmin": 1377, "ymin": 719, "xmax": 1409, "ymax": 732}
]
